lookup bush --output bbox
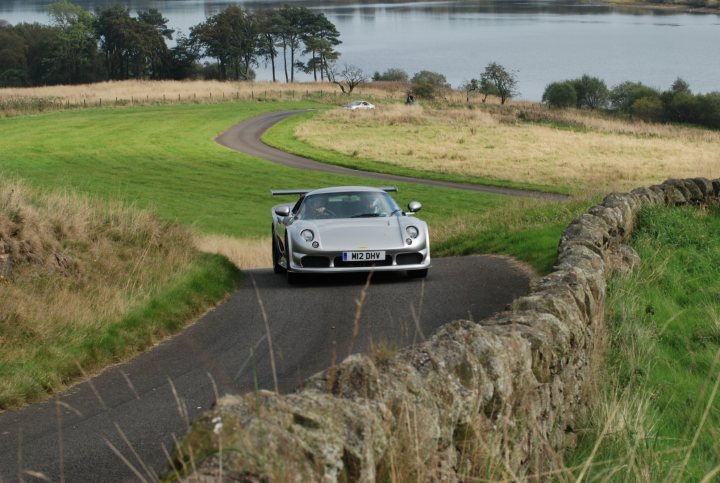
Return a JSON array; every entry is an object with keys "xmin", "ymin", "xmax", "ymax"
[
  {"xmin": 696, "ymin": 92, "xmax": 720, "ymax": 129},
  {"xmin": 372, "ymin": 68, "xmax": 408, "ymax": 82},
  {"xmin": 571, "ymin": 75, "xmax": 609, "ymax": 109},
  {"xmin": 542, "ymin": 81, "xmax": 577, "ymax": 108},
  {"xmin": 630, "ymin": 95, "xmax": 664, "ymax": 121},
  {"xmin": 411, "ymin": 70, "xmax": 449, "ymax": 99},
  {"xmin": 610, "ymin": 81, "xmax": 660, "ymax": 112}
]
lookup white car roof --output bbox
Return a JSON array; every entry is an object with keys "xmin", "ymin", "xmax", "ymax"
[{"xmin": 307, "ymin": 186, "xmax": 392, "ymax": 195}]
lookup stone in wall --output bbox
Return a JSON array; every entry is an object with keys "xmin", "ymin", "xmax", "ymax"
[{"xmin": 169, "ymin": 177, "xmax": 719, "ymax": 482}]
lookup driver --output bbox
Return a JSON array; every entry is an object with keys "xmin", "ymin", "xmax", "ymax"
[{"xmin": 303, "ymin": 196, "xmax": 331, "ymax": 218}]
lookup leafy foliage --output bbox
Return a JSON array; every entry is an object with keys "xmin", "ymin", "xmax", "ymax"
[
  {"xmin": 411, "ymin": 70, "xmax": 450, "ymax": 98},
  {"xmin": 0, "ymin": 1, "xmax": 342, "ymax": 86},
  {"xmin": 373, "ymin": 68, "xmax": 409, "ymax": 82},
  {"xmin": 479, "ymin": 62, "xmax": 518, "ymax": 104},
  {"xmin": 542, "ymin": 81, "xmax": 577, "ymax": 108}
]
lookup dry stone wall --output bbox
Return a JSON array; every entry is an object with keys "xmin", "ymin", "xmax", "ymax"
[{"xmin": 173, "ymin": 178, "xmax": 719, "ymax": 482}]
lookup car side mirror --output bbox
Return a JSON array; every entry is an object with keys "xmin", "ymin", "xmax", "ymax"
[
  {"xmin": 407, "ymin": 201, "xmax": 422, "ymax": 213},
  {"xmin": 274, "ymin": 205, "xmax": 290, "ymax": 217}
]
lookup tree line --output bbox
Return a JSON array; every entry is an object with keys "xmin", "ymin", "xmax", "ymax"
[
  {"xmin": 542, "ymin": 75, "xmax": 720, "ymax": 130},
  {"xmin": 0, "ymin": 0, "xmax": 341, "ymax": 87}
]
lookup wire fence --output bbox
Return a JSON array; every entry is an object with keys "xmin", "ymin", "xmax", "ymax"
[{"xmin": 0, "ymin": 86, "xmax": 413, "ymax": 117}]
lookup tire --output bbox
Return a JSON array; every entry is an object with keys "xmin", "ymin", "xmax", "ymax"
[
  {"xmin": 408, "ymin": 268, "xmax": 428, "ymax": 279},
  {"xmin": 272, "ymin": 226, "xmax": 284, "ymax": 274},
  {"xmin": 286, "ymin": 270, "xmax": 301, "ymax": 284},
  {"xmin": 285, "ymin": 234, "xmax": 301, "ymax": 284}
]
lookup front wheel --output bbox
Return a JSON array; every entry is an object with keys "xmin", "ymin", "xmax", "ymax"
[
  {"xmin": 408, "ymin": 268, "xmax": 428, "ymax": 279},
  {"xmin": 286, "ymin": 270, "xmax": 301, "ymax": 284},
  {"xmin": 272, "ymin": 227, "xmax": 284, "ymax": 274}
]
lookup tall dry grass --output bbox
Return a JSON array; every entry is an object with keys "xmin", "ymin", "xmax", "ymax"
[
  {"xmin": 0, "ymin": 178, "xmax": 202, "ymax": 407},
  {"xmin": 294, "ymin": 103, "xmax": 720, "ymax": 195},
  {"xmin": 194, "ymin": 234, "xmax": 271, "ymax": 270},
  {"xmin": 0, "ymin": 79, "xmax": 406, "ymax": 117}
]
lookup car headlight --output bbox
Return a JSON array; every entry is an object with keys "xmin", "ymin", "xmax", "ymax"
[
  {"xmin": 406, "ymin": 226, "xmax": 419, "ymax": 239},
  {"xmin": 300, "ymin": 229, "xmax": 314, "ymax": 242}
]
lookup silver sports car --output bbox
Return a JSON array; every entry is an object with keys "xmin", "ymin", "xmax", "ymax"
[{"xmin": 271, "ymin": 186, "xmax": 430, "ymax": 283}]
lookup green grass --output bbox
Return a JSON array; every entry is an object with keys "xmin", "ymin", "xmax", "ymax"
[
  {"xmin": 0, "ymin": 100, "xmax": 589, "ymax": 406},
  {"xmin": 0, "ymin": 100, "xmax": 583, "ymax": 273},
  {"xmin": 567, "ymin": 204, "xmax": 720, "ymax": 480},
  {"xmin": 262, "ymin": 111, "xmax": 571, "ymax": 195},
  {"xmin": 0, "ymin": 101, "xmax": 510, "ymax": 236},
  {"xmin": 0, "ymin": 254, "xmax": 241, "ymax": 408}
]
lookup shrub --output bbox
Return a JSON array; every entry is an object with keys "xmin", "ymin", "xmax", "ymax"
[
  {"xmin": 696, "ymin": 92, "xmax": 720, "ymax": 129},
  {"xmin": 630, "ymin": 95, "xmax": 664, "ymax": 121},
  {"xmin": 411, "ymin": 70, "xmax": 449, "ymax": 99},
  {"xmin": 610, "ymin": 81, "xmax": 660, "ymax": 112},
  {"xmin": 571, "ymin": 74, "xmax": 609, "ymax": 109},
  {"xmin": 372, "ymin": 68, "xmax": 409, "ymax": 83},
  {"xmin": 542, "ymin": 81, "xmax": 577, "ymax": 108}
]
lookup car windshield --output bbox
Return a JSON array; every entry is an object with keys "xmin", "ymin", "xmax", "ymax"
[{"xmin": 299, "ymin": 191, "xmax": 400, "ymax": 220}]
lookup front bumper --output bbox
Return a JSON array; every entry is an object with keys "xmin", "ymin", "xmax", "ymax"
[{"xmin": 287, "ymin": 247, "xmax": 431, "ymax": 273}]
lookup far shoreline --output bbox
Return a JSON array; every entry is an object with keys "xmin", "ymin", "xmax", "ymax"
[{"xmin": 599, "ymin": 0, "xmax": 720, "ymax": 15}]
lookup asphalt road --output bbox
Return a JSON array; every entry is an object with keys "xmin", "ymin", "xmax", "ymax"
[
  {"xmin": 214, "ymin": 110, "xmax": 567, "ymax": 201},
  {"xmin": 0, "ymin": 258, "xmax": 530, "ymax": 481}
]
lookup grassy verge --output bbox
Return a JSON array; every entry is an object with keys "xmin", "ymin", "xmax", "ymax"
[
  {"xmin": 567, "ymin": 204, "xmax": 720, "ymax": 480},
  {"xmin": 262, "ymin": 110, "xmax": 567, "ymax": 195},
  {"xmin": 0, "ymin": 180, "xmax": 241, "ymax": 408}
]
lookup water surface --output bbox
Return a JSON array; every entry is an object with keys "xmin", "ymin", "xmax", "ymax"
[{"xmin": 1, "ymin": 0, "xmax": 718, "ymax": 100}]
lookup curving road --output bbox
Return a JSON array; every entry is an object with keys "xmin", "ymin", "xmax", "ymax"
[
  {"xmin": 215, "ymin": 110, "xmax": 567, "ymax": 200},
  {"xmin": 0, "ymin": 259, "xmax": 530, "ymax": 481},
  {"xmin": 0, "ymin": 110, "xmax": 541, "ymax": 482}
]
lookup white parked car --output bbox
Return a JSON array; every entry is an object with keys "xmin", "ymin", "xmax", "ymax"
[{"xmin": 342, "ymin": 100, "xmax": 375, "ymax": 110}]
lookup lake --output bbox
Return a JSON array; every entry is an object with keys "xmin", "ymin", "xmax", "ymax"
[{"xmin": 1, "ymin": 0, "xmax": 719, "ymax": 100}]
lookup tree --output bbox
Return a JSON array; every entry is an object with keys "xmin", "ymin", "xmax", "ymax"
[
  {"xmin": 480, "ymin": 62, "xmax": 518, "ymax": 104},
  {"xmin": 190, "ymin": 6, "xmax": 258, "ymax": 81},
  {"xmin": 298, "ymin": 11, "xmax": 340, "ymax": 82},
  {"xmin": 609, "ymin": 81, "xmax": 658, "ymax": 112},
  {"xmin": 255, "ymin": 8, "xmax": 281, "ymax": 82},
  {"xmin": 542, "ymin": 81, "xmax": 577, "ymax": 108},
  {"xmin": 373, "ymin": 68, "xmax": 408, "ymax": 82},
  {"xmin": 571, "ymin": 75, "xmax": 608, "ymax": 109},
  {"xmin": 631, "ymin": 95, "xmax": 664, "ymax": 121},
  {"xmin": 276, "ymin": 5, "xmax": 314, "ymax": 83},
  {"xmin": 45, "ymin": 0, "xmax": 100, "ymax": 84},
  {"xmin": 327, "ymin": 63, "xmax": 366, "ymax": 94},
  {"xmin": 411, "ymin": 70, "xmax": 449, "ymax": 98},
  {"xmin": 169, "ymin": 33, "xmax": 200, "ymax": 79},
  {"xmin": 0, "ymin": 26, "xmax": 27, "ymax": 86},
  {"xmin": 137, "ymin": 9, "xmax": 174, "ymax": 40},
  {"xmin": 671, "ymin": 77, "xmax": 690, "ymax": 96},
  {"xmin": 95, "ymin": 6, "xmax": 170, "ymax": 80},
  {"xmin": 461, "ymin": 78, "xmax": 479, "ymax": 102}
]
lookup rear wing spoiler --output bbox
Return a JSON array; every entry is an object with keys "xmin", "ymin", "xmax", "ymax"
[{"xmin": 271, "ymin": 186, "xmax": 398, "ymax": 196}]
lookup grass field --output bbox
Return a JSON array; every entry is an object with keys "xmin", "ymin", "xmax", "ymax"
[
  {"xmin": 3, "ymin": 82, "xmax": 718, "ymax": 479},
  {"xmin": 283, "ymin": 104, "xmax": 720, "ymax": 195},
  {"xmin": 568, "ymin": 204, "xmax": 720, "ymax": 481}
]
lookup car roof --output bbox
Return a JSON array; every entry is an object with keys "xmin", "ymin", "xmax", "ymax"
[{"xmin": 307, "ymin": 186, "xmax": 389, "ymax": 196}]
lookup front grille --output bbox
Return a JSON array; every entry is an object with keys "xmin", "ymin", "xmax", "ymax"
[
  {"xmin": 301, "ymin": 256, "xmax": 330, "ymax": 268},
  {"xmin": 333, "ymin": 255, "xmax": 392, "ymax": 268},
  {"xmin": 396, "ymin": 253, "xmax": 424, "ymax": 265}
]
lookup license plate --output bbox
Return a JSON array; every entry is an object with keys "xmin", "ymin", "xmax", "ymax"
[{"xmin": 342, "ymin": 251, "xmax": 385, "ymax": 262}]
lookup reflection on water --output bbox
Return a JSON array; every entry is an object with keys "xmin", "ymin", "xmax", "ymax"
[{"xmin": 1, "ymin": 0, "xmax": 719, "ymax": 100}]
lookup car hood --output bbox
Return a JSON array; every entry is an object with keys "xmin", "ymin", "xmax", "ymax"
[{"xmin": 299, "ymin": 217, "xmax": 413, "ymax": 250}]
